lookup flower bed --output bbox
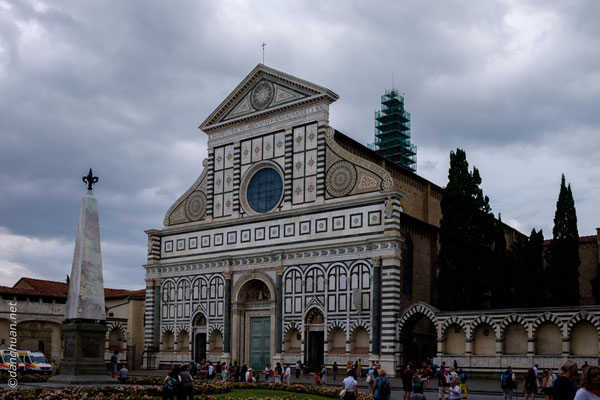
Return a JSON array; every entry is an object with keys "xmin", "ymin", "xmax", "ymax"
[
  {"xmin": 0, "ymin": 378, "xmax": 373, "ymax": 400},
  {"xmin": 0, "ymin": 385, "xmax": 163, "ymax": 400},
  {"xmin": 0, "ymin": 373, "xmax": 50, "ymax": 383}
]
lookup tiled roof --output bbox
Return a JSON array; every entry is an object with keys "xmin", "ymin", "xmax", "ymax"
[
  {"xmin": 0, "ymin": 285, "xmax": 66, "ymax": 298},
  {"xmin": 4, "ymin": 277, "xmax": 144, "ymax": 299},
  {"xmin": 579, "ymin": 235, "xmax": 598, "ymax": 243}
]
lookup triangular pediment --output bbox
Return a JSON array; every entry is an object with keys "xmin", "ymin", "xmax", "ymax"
[{"xmin": 200, "ymin": 64, "xmax": 338, "ymax": 132}]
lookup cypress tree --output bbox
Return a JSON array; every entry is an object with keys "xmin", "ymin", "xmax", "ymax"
[
  {"xmin": 490, "ymin": 216, "xmax": 512, "ymax": 308},
  {"xmin": 546, "ymin": 174, "xmax": 580, "ymax": 306},
  {"xmin": 437, "ymin": 149, "xmax": 495, "ymax": 310},
  {"xmin": 510, "ymin": 229, "xmax": 545, "ymax": 307}
]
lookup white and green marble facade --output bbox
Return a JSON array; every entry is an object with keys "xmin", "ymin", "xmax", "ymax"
[{"xmin": 143, "ymin": 65, "xmax": 405, "ymax": 373}]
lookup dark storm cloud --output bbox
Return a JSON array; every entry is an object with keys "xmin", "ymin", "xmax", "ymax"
[{"xmin": 0, "ymin": 0, "xmax": 599, "ymax": 287}]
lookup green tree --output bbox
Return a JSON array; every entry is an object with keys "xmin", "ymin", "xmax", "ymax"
[
  {"xmin": 437, "ymin": 149, "xmax": 496, "ymax": 310},
  {"xmin": 490, "ymin": 216, "xmax": 512, "ymax": 308},
  {"xmin": 545, "ymin": 174, "xmax": 580, "ymax": 306},
  {"xmin": 510, "ymin": 228, "xmax": 545, "ymax": 307}
]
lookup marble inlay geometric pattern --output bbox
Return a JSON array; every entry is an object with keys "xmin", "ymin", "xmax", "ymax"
[{"xmin": 326, "ymin": 161, "xmax": 357, "ymax": 197}]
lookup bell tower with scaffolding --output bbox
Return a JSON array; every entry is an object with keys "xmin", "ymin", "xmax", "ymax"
[{"xmin": 369, "ymin": 89, "xmax": 417, "ymax": 172}]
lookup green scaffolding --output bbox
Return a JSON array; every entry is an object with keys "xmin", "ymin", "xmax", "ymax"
[{"xmin": 369, "ymin": 89, "xmax": 417, "ymax": 172}]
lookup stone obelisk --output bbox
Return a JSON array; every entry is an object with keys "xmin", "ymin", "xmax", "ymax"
[{"xmin": 50, "ymin": 169, "xmax": 114, "ymax": 384}]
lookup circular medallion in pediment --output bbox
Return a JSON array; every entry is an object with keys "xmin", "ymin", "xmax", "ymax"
[
  {"xmin": 185, "ymin": 191, "xmax": 207, "ymax": 221},
  {"xmin": 250, "ymin": 80, "xmax": 274, "ymax": 110},
  {"xmin": 326, "ymin": 161, "xmax": 357, "ymax": 197}
]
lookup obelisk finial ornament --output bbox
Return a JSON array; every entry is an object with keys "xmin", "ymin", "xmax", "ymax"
[{"xmin": 83, "ymin": 168, "xmax": 98, "ymax": 191}]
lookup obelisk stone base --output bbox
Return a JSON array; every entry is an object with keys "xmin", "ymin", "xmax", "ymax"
[{"xmin": 48, "ymin": 320, "xmax": 115, "ymax": 384}]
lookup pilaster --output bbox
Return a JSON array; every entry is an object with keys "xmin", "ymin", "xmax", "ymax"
[{"xmin": 371, "ymin": 256, "xmax": 382, "ymax": 355}]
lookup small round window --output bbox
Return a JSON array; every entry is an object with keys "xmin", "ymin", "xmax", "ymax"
[{"xmin": 247, "ymin": 168, "xmax": 283, "ymax": 213}]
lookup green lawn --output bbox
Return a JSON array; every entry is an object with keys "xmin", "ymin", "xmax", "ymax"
[{"xmin": 211, "ymin": 388, "xmax": 337, "ymax": 400}]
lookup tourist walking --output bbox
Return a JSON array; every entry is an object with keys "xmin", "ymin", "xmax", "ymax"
[
  {"xmin": 199, "ymin": 361, "xmax": 208, "ymax": 380},
  {"xmin": 240, "ymin": 363, "xmax": 248, "ymax": 382},
  {"xmin": 501, "ymin": 366, "xmax": 517, "ymax": 400},
  {"xmin": 110, "ymin": 350, "xmax": 119, "ymax": 379},
  {"xmin": 444, "ymin": 377, "xmax": 462, "ymax": 400},
  {"xmin": 402, "ymin": 364, "xmax": 414, "ymax": 400},
  {"xmin": 438, "ymin": 362, "xmax": 451, "ymax": 400},
  {"xmin": 412, "ymin": 368, "xmax": 425, "ymax": 395},
  {"xmin": 554, "ymin": 360, "xmax": 579, "ymax": 400},
  {"xmin": 459, "ymin": 368, "xmax": 468, "ymax": 399},
  {"xmin": 373, "ymin": 369, "xmax": 391, "ymax": 400},
  {"xmin": 574, "ymin": 365, "xmax": 600, "ymax": 400},
  {"xmin": 284, "ymin": 364, "xmax": 291, "ymax": 384},
  {"xmin": 265, "ymin": 363, "xmax": 274, "ymax": 383},
  {"xmin": 179, "ymin": 364, "xmax": 194, "ymax": 400},
  {"xmin": 524, "ymin": 367, "xmax": 538, "ymax": 400},
  {"xmin": 541, "ymin": 369, "xmax": 554, "ymax": 400},
  {"xmin": 342, "ymin": 370, "xmax": 358, "ymax": 400},
  {"xmin": 275, "ymin": 362, "xmax": 283, "ymax": 383},
  {"xmin": 320, "ymin": 364, "xmax": 328, "ymax": 386},
  {"xmin": 208, "ymin": 362, "xmax": 215, "ymax": 379},
  {"xmin": 162, "ymin": 365, "xmax": 181, "ymax": 400},
  {"xmin": 333, "ymin": 361, "xmax": 338, "ymax": 381},
  {"xmin": 296, "ymin": 360, "xmax": 301, "ymax": 379},
  {"xmin": 367, "ymin": 365, "xmax": 375, "ymax": 389},
  {"xmin": 425, "ymin": 364, "xmax": 434, "ymax": 388}
]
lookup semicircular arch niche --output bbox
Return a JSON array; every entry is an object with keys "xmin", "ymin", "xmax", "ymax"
[
  {"xmin": 238, "ymin": 279, "xmax": 272, "ymax": 303},
  {"xmin": 326, "ymin": 161, "xmax": 357, "ymax": 197}
]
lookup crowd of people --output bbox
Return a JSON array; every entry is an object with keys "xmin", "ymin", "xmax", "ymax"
[
  {"xmin": 500, "ymin": 360, "xmax": 599, "ymax": 400},
  {"xmin": 159, "ymin": 357, "xmax": 600, "ymax": 400}
]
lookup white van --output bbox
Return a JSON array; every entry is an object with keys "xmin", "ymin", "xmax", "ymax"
[
  {"xmin": 0, "ymin": 350, "xmax": 24, "ymax": 372},
  {"xmin": 18, "ymin": 350, "xmax": 53, "ymax": 374}
]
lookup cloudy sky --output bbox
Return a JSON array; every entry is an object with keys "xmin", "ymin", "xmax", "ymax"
[{"xmin": 1, "ymin": 0, "xmax": 598, "ymax": 289}]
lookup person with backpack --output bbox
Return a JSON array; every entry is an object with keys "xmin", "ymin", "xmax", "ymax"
[
  {"xmin": 373, "ymin": 369, "xmax": 391, "ymax": 400},
  {"xmin": 163, "ymin": 365, "xmax": 181, "ymax": 400},
  {"xmin": 501, "ymin": 366, "xmax": 517, "ymax": 400}
]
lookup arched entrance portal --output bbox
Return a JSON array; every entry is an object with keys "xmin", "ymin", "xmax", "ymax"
[
  {"xmin": 232, "ymin": 276, "xmax": 275, "ymax": 369},
  {"xmin": 305, "ymin": 308, "xmax": 325, "ymax": 371},
  {"xmin": 192, "ymin": 313, "xmax": 207, "ymax": 362},
  {"xmin": 399, "ymin": 313, "xmax": 436, "ymax": 367}
]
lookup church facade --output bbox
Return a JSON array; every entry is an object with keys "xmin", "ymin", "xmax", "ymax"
[
  {"xmin": 142, "ymin": 65, "xmax": 600, "ymax": 375},
  {"xmin": 143, "ymin": 65, "xmax": 441, "ymax": 374}
]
